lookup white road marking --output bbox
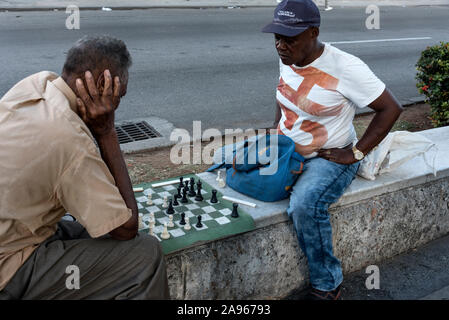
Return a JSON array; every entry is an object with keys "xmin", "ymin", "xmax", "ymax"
[{"xmin": 329, "ymin": 37, "xmax": 432, "ymax": 45}]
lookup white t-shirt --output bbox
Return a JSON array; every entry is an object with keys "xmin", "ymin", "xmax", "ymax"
[{"xmin": 276, "ymin": 42, "xmax": 385, "ymax": 158}]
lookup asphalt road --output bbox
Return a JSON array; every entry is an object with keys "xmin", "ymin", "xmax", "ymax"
[{"xmin": 1, "ymin": 6, "xmax": 448, "ymax": 133}]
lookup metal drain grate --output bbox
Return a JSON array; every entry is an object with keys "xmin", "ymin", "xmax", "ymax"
[{"xmin": 115, "ymin": 121, "xmax": 161, "ymax": 144}]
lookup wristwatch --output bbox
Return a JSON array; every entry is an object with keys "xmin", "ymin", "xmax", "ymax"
[{"xmin": 352, "ymin": 146, "xmax": 365, "ymax": 161}]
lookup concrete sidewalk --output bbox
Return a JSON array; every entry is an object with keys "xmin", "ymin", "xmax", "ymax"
[
  {"xmin": 1, "ymin": 0, "xmax": 448, "ymax": 10},
  {"xmin": 285, "ymin": 233, "xmax": 449, "ymax": 300}
]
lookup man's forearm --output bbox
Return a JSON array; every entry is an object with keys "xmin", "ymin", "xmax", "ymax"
[
  {"xmin": 95, "ymin": 130, "xmax": 138, "ymax": 231},
  {"xmin": 354, "ymin": 88, "xmax": 403, "ymax": 156},
  {"xmin": 356, "ymin": 107, "xmax": 402, "ymax": 155}
]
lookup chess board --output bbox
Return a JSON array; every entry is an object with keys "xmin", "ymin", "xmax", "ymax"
[{"xmin": 133, "ymin": 174, "xmax": 255, "ymax": 254}]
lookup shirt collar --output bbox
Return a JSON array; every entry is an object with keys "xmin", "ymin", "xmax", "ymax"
[{"xmin": 52, "ymin": 77, "xmax": 78, "ymax": 114}]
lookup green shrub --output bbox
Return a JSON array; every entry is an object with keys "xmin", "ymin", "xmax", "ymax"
[{"xmin": 415, "ymin": 42, "xmax": 449, "ymax": 127}]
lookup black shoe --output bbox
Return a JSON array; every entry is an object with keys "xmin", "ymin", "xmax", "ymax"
[{"xmin": 304, "ymin": 285, "xmax": 342, "ymax": 300}]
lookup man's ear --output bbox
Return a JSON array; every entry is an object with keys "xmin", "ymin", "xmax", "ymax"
[
  {"xmin": 96, "ymin": 71, "xmax": 105, "ymax": 95},
  {"xmin": 310, "ymin": 27, "xmax": 320, "ymax": 39}
]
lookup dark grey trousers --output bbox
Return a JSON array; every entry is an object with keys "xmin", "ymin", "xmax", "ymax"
[{"xmin": 0, "ymin": 220, "xmax": 170, "ymax": 300}]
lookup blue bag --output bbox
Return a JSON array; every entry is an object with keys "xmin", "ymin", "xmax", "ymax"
[{"xmin": 207, "ymin": 134, "xmax": 305, "ymax": 202}]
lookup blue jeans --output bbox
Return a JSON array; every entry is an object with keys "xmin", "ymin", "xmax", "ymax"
[{"xmin": 286, "ymin": 156, "xmax": 360, "ymax": 291}]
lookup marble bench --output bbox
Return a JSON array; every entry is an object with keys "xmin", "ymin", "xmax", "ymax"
[{"xmin": 165, "ymin": 126, "xmax": 449, "ymax": 299}]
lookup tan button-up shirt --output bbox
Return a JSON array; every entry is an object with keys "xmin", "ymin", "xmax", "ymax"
[{"xmin": 0, "ymin": 71, "xmax": 132, "ymax": 291}]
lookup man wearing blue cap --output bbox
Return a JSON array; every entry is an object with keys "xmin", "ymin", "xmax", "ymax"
[{"xmin": 263, "ymin": 0, "xmax": 403, "ymax": 300}]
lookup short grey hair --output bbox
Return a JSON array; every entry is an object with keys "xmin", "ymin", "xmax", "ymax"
[{"xmin": 63, "ymin": 35, "xmax": 132, "ymax": 76}]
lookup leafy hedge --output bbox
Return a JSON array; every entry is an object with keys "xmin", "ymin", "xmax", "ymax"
[{"xmin": 416, "ymin": 42, "xmax": 449, "ymax": 127}]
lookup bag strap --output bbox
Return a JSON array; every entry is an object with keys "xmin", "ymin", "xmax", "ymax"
[
  {"xmin": 232, "ymin": 155, "xmax": 237, "ymax": 176},
  {"xmin": 291, "ymin": 151, "xmax": 305, "ymax": 163},
  {"xmin": 290, "ymin": 162, "xmax": 304, "ymax": 175}
]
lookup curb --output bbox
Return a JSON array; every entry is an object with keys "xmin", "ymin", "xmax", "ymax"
[
  {"xmin": 356, "ymin": 97, "xmax": 425, "ymax": 115},
  {"xmin": 118, "ymin": 116, "xmax": 175, "ymax": 154}
]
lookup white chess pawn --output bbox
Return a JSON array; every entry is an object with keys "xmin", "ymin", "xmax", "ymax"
[
  {"xmin": 147, "ymin": 193, "xmax": 153, "ymax": 205},
  {"xmin": 149, "ymin": 212, "xmax": 155, "ymax": 224},
  {"xmin": 149, "ymin": 223, "xmax": 154, "ymax": 236},
  {"xmin": 216, "ymin": 170, "xmax": 222, "ymax": 182},
  {"xmin": 218, "ymin": 177, "xmax": 226, "ymax": 188},
  {"xmin": 138, "ymin": 215, "xmax": 144, "ymax": 229},
  {"xmin": 160, "ymin": 222, "xmax": 170, "ymax": 239},
  {"xmin": 168, "ymin": 215, "xmax": 174, "ymax": 228},
  {"xmin": 184, "ymin": 217, "xmax": 191, "ymax": 231},
  {"xmin": 162, "ymin": 196, "xmax": 168, "ymax": 208}
]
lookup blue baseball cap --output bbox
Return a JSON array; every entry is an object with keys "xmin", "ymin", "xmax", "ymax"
[{"xmin": 262, "ymin": 0, "xmax": 321, "ymax": 37}]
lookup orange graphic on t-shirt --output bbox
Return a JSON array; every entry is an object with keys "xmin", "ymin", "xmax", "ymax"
[
  {"xmin": 277, "ymin": 66, "xmax": 344, "ymax": 117},
  {"xmin": 278, "ymin": 102, "xmax": 297, "ymax": 131},
  {"xmin": 278, "ymin": 103, "xmax": 328, "ymax": 156}
]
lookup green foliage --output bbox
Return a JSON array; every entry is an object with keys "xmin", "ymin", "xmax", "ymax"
[{"xmin": 416, "ymin": 42, "xmax": 449, "ymax": 127}]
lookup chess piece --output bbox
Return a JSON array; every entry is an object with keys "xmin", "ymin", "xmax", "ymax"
[
  {"xmin": 218, "ymin": 178, "xmax": 226, "ymax": 188},
  {"xmin": 188, "ymin": 177, "xmax": 196, "ymax": 197},
  {"xmin": 181, "ymin": 187, "xmax": 188, "ymax": 203},
  {"xmin": 173, "ymin": 195, "xmax": 179, "ymax": 206},
  {"xmin": 149, "ymin": 212, "xmax": 155, "ymax": 223},
  {"xmin": 195, "ymin": 181, "xmax": 203, "ymax": 201},
  {"xmin": 179, "ymin": 212, "xmax": 186, "ymax": 225},
  {"xmin": 162, "ymin": 196, "xmax": 168, "ymax": 208},
  {"xmin": 138, "ymin": 215, "xmax": 144, "ymax": 229},
  {"xmin": 178, "ymin": 176, "xmax": 184, "ymax": 189},
  {"xmin": 184, "ymin": 180, "xmax": 189, "ymax": 193},
  {"xmin": 216, "ymin": 170, "xmax": 221, "ymax": 182},
  {"xmin": 149, "ymin": 223, "xmax": 154, "ymax": 236},
  {"xmin": 160, "ymin": 222, "xmax": 170, "ymax": 239},
  {"xmin": 196, "ymin": 215, "xmax": 203, "ymax": 228},
  {"xmin": 184, "ymin": 217, "xmax": 191, "ymax": 230},
  {"xmin": 175, "ymin": 186, "xmax": 182, "ymax": 199},
  {"xmin": 168, "ymin": 215, "xmax": 175, "ymax": 227},
  {"xmin": 231, "ymin": 203, "xmax": 239, "ymax": 218},
  {"xmin": 166, "ymin": 199, "xmax": 175, "ymax": 215},
  {"xmin": 146, "ymin": 193, "xmax": 153, "ymax": 205},
  {"xmin": 210, "ymin": 189, "xmax": 218, "ymax": 203}
]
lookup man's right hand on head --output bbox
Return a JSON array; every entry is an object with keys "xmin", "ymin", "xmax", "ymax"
[
  {"xmin": 76, "ymin": 69, "xmax": 138, "ymax": 240},
  {"xmin": 75, "ymin": 70, "xmax": 121, "ymax": 138}
]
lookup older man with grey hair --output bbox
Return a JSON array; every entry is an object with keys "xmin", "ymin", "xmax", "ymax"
[{"xmin": 0, "ymin": 35, "xmax": 169, "ymax": 300}]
